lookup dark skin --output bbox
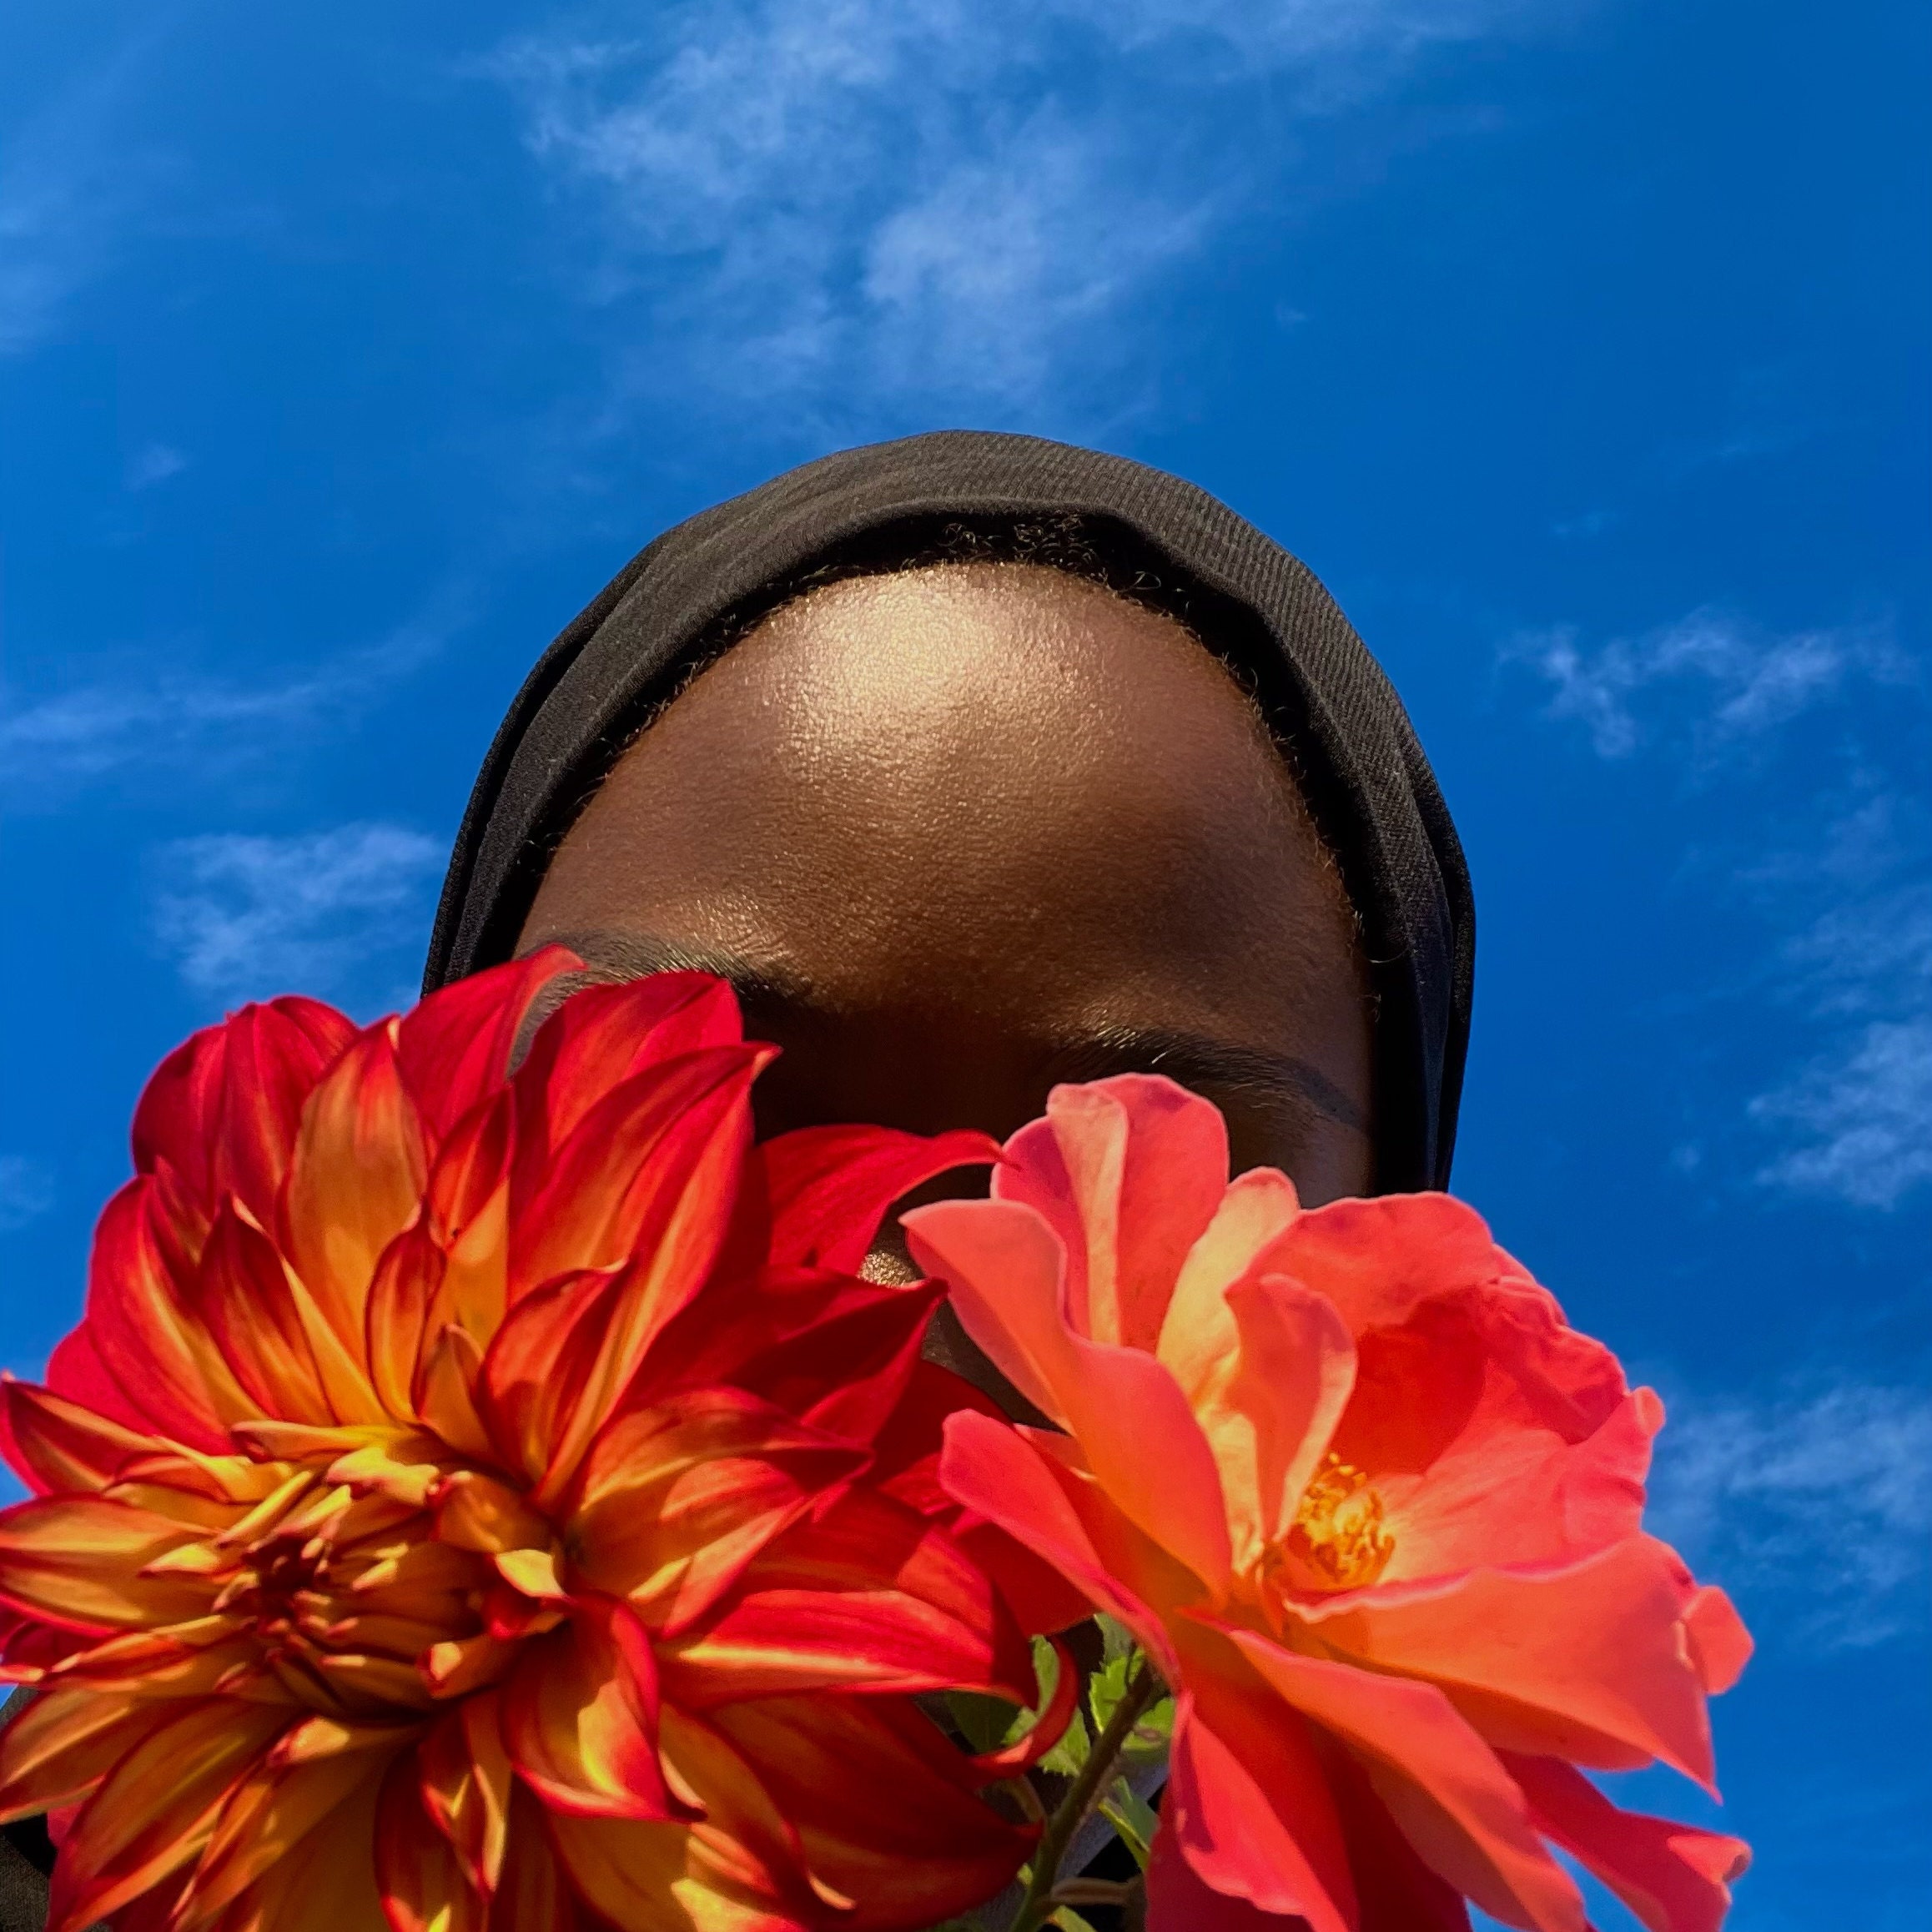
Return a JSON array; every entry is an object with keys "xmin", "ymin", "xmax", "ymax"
[{"xmin": 521, "ymin": 564, "xmax": 1375, "ymax": 1320}]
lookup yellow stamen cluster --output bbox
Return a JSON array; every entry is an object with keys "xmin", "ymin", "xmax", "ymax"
[{"xmin": 1287, "ymin": 1452, "xmax": 1395, "ymax": 1591}]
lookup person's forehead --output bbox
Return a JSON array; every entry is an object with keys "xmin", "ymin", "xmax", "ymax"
[{"xmin": 526, "ymin": 565, "xmax": 1337, "ymax": 963}]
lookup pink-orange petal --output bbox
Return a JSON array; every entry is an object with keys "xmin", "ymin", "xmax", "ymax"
[
  {"xmin": 1215, "ymin": 1623, "xmax": 1587, "ymax": 1932},
  {"xmin": 908, "ymin": 1197, "xmax": 1235, "ymax": 1596},
  {"xmin": 1503, "ymin": 1753, "xmax": 1749, "ymax": 1932}
]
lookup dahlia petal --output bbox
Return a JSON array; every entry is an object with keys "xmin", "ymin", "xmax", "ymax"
[
  {"xmin": 394, "ymin": 944, "xmax": 584, "ymax": 1144},
  {"xmin": 645, "ymin": 1268, "xmax": 939, "ymax": 1446},
  {"xmin": 1502, "ymin": 1754, "xmax": 1748, "ymax": 1932},
  {"xmin": 282, "ymin": 1024, "xmax": 429, "ymax": 1362},
  {"xmin": 376, "ymin": 1748, "xmax": 490, "ymax": 1932},
  {"xmin": 366, "ymin": 1223, "xmax": 446, "ymax": 1422},
  {"xmin": 1160, "ymin": 1683, "xmax": 1355, "ymax": 1932},
  {"xmin": 0, "ymin": 1382, "xmax": 155, "ymax": 1497},
  {"xmin": 195, "ymin": 1768, "xmax": 389, "ymax": 1931},
  {"xmin": 659, "ymin": 1489, "xmax": 1030, "ymax": 1707},
  {"xmin": 484, "ymin": 1784, "xmax": 581, "ymax": 1931},
  {"xmin": 757, "ymin": 1123, "xmax": 999, "ymax": 1274},
  {"xmin": 433, "ymin": 1470, "xmax": 552, "ymax": 1558},
  {"xmin": 1683, "ymin": 1586, "xmax": 1752, "ymax": 1696},
  {"xmin": 522, "ymin": 1048, "xmax": 771, "ymax": 1491},
  {"xmin": 502, "ymin": 1597, "xmax": 674, "ymax": 1820},
  {"xmin": 707, "ymin": 1693, "xmax": 1034, "ymax": 1932},
  {"xmin": 909, "ymin": 1198, "xmax": 1235, "ymax": 1595},
  {"xmin": 546, "ymin": 1809, "xmax": 793, "ymax": 1930},
  {"xmin": 191, "ymin": 1201, "xmax": 334, "ymax": 1423},
  {"xmin": 418, "ymin": 1693, "xmax": 513, "ymax": 1897},
  {"xmin": 180, "ymin": 1718, "xmax": 406, "ymax": 1924},
  {"xmin": 45, "ymin": 1698, "xmax": 287, "ymax": 1932},
  {"xmin": 0, "ymin": 1496, "xmax": 212, "ymax": 1633},
  {"xmin": 566, "ymin": 1390, "xmax": 863, "ymax": 1634},
  {"xmin": 415, "ymin": 1323, "xmax": 494, "ymax": 1463},
  {"xmin": 1218, "ymin": 1624, "xmax": 1587, "ymax": 1932},
  {"xmin": 421, "ymin": 1101, "xmax": 513, "ymax": 1346},
  {"xmin": 133, "ymin": 998, "xmax": 355, "ymax": 1225},
  {"xmin": 0, "ymin": 1684, "xmax": 174, "ymax": 1822},
  {"xmin": 515, "ymin": 969, "xmax": 743, "ymax": 1140},
  {"xmin": 998, "ymin": 1075, "xmax": 1230, "ymax": 1351},
  {"xmin": 40, "ymin": 1328, "xmax": 150, "ymax": 1439},
  {"xmin": 1297, "ymin": 1537, "xmax": 1722, "ymax": 1789},
  {"xmin": 478, "ymin": 1270, "xmax": 621, "ymax": 1487},
  {"xmin": 79, "ymin": 1180, "xmax": 253, "ymax": 1448}
]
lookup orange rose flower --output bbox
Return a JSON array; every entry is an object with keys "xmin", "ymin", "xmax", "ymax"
[
  {"xmin": 0, "ymin": 951, "xmax": 1043, "ymax": 1932},
  {"xmin": 907, "ymin": 1074, "xmax": 1754, "ymax": 1932}
]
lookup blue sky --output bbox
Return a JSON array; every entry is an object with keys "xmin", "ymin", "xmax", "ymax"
[{"xmin": 2, "ymin": 2, "xmax": 1925, "ymax": 1924}]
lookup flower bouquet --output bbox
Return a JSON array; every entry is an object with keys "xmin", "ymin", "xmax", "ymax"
[{"xmin": 0, "ymin": 951, "xmax": 1750, "ymax": 1931}]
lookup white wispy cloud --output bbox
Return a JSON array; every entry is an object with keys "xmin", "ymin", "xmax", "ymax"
[
  {"xmin": 0, "ymin": 1157, "xmax": 55, "ymax": 1235},
  {"xmin": 1742, "ymin": 792, "xmax": 1932, "ymax": 1208},
  {"xmin": 1752, "ymin": 1021, "xmax": 1932, "ymax": 1209},
  {"xmin": 0, "ymin": 606, "xmax": 457, "ymax": 799},
  {"xmin": 153, "ymin": 823, "xmax": 445, "ymax": 1006},
  {"xmin": 486, "ymin": 0, "xmax": 1563, "ymax": 420},
  {"xmin": 124, "ymin": 442, "xmax": 189, "ymax": 491},
  {"xmin": 1506, "ymin": 610, "xmax": 1904, "ymax": 760},
  {"xmin": 1648, "ymin": 1381, "xmax": 1932, "ymax": 1647},
  {"xmin": 0, "ymin": 28, "xmax": 172, "ymax": 358}
]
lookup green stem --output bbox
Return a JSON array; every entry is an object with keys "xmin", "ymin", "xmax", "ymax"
[{"xmin": 1007, "ymin": 1655, "xmax": 1164, "ymax": 1932}]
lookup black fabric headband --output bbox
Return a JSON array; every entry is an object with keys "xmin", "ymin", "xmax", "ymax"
[{"xmin": 424, "ymin": 430, "xmax": 1474, "ymax": 1191}]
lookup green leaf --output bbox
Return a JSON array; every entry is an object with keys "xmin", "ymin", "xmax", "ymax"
[
  {"xmin": 944, "ymin": 1689, "xmax": 1023, "ymax": 1757},
  {"xmin": 1048, "ymin": 1909, "xmax": 1099, "ymax": 1932},
  {"xmin": 1095, "ymin": 1612, "xmax": 1136, "ymax": 1662},
  {"xmin": 1119, "ymin": 1692, "xmax": 1176, "ymax": 1771},
  {"xmin": 1037, "ymin": 1703, "xmax": 1091, "ymax": 1777},
  {"xmin": 1097, "ymin": 1777, "xmax": 1161, "ymax": 1873}
]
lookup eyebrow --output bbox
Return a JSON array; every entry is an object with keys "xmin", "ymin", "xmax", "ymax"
[
  {"xmin": 1038, "ymin": 1026, "xmax": 1369, "ymax": 1137},
  {"xmin": 541, "ymin": 928, "xmax": 1369, "ymax": 1136}
]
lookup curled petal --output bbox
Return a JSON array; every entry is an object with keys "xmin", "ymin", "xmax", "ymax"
[
  {"xmin": 394, "ymin": 945, "xmax": 585, "ymax": 1144},
  {"xmin": 1160, "ymin": 1688, "xmax": 1353, "ymax": 1932},
  {"xmin": 757, "ymin": 1123, "xmax": 999, "ymax": 1275},
  {"xmin": 1683, "ymin": 1586, "xmax": 1752, "ymax": 1696},
  {"xmin": 501, "ymin": 1598, "xmax": 673, "ymax": 1821},
  {"xmin": 966, "ymin": 1636, "xmax": 1079, "ymax": 1778},
  {"xmin": 1503, "ymin": 1753, "xmax": 1748, "ymax": 1932}
]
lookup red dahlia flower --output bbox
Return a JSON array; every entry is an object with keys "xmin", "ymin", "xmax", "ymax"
[
  {"xmin": 908, "ymin": 1074, "xmax": 1754, "ymax": 1932},
  {"xmin": 0, "ymin": 951, "xmax": 1044, "ymax": 1932}
]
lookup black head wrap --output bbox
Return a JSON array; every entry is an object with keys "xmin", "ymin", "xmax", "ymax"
[{"xmin": 425, "ymin": 431, "xmax": 1473, "ymax": 1190}]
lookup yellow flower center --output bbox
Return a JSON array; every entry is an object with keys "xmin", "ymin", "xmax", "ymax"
[{"xmin": 1285, "ymin": 1452, "xmax": 1395, "ymax": 1591}]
